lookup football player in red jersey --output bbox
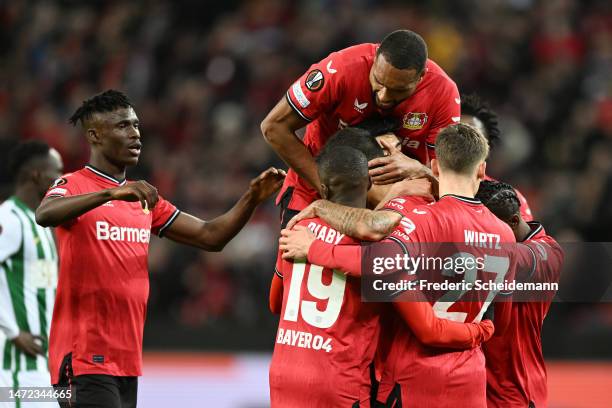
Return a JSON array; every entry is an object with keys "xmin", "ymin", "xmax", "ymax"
[
  {"xmin": 460, "ymin": 93, "xmax": 534, "ymax": 221},
  {"xmin": 281, "ymin": 124, "xmax": 517, "ymax": 407},
  {"xmin": 261, "ymin": 30, "xmax": 460, "ymax": 227},
  {"xmin": 476, "ymin": 180, "xmax": 563, "ymax": 408},
  {"xmin": 272, "ymin": 144, "xmax": 493, "ymax": 408},
  {"xmin": 35, "ymin": 90, "xmax": 285, "ymax": 408}
]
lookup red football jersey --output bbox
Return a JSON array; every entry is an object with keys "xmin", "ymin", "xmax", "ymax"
[
  {"xmin": 377, "ymin": 194, "xmax": 517, "ymax": 407},
  {"xmin": 484, "ymin": 175, "xmax": 534, "ymax": 222},
  {"xmin": 45, "ymin": 165, "xmax": 179, "ymax": 384},
  {"xmin": 270, "ymin": 218, "xmax": 380, "ymax": 407},
  {"xmin": 485, "ymin": 222, "xmax": 563, "ymax": 408},
  {"xmin": 280, "ymin": 43, "xmax": 460, "ymax": 211}
]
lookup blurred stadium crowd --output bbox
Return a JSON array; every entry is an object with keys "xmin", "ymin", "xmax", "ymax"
[{"xmin": 1, "ymin": 0, "xmax": 611, "ymax": 355}]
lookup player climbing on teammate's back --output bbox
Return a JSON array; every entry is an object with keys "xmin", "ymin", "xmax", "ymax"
[{"xmin": 261, "ymin": 29, "xmax": 460, "ymax": 227}]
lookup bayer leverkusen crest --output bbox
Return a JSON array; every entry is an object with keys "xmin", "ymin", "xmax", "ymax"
[{"xmin": 402, "ymin": 112, "xmax": 428, "ymax": 130}]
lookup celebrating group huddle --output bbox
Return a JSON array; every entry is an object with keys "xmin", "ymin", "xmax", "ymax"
[{"xmin": 262, "ymin": 30, "xmax": 563, "ymax": 407}]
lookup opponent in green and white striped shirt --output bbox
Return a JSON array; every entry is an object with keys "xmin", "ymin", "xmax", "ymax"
[{"xmin": 0, "ymin": 141, "xmax": 62, "ymax": 407}]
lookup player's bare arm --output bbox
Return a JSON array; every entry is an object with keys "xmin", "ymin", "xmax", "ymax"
[
  {"xmin": 36, "ymin": 180, "xmax": 159, "ymax": 227},
  {"xmin": 261, "ymin": 97, "xmax": 321, "ymax": 193},
  {"xmin": 369, "ymin": 138, "xmax": 433, "ymax": 185},
  {"xmin": 287, "ymin": 200, "xmax": 401, "ymax": 241},
  {"xmin": 163, "ymin": 167, "xmax": 285, "ymax": 252}
]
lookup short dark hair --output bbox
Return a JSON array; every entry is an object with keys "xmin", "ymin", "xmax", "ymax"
[
  {"xmin": 353, "ymin": 116, "xmax": 400, "ymax": 138},
  {"xmin": 69, "ymin": 89, "xmax": 133, "ymax": 126},
  {"xmin": 476, "ymin": 180, "xmax": 520, "ymax": 222},
  {"xmin": 435, "ymin": 123, "xmax": 489, "ymax": 174},
  {"xmin": 316, "ymin": 145, "xmax": 368, "ymax": 189},
  {"xmin": 7, "ymin": 140, "xmax": 51, "ymax": 181},
  {"xmin": 461, "ymin": 93, "xmax": 501, "ymax": 147},
  {"xmin": 377, "ymin": 30, "xmax": 428, "ymax": 72},
  {"xmin": 319, "ymin": 127, "xmax": 384, "ymax": 161}
]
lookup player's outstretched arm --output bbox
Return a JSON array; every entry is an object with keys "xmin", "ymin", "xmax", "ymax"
[
  {"xmin": 261, "ymin": 97, "xmax": 321, "ymax": 194},
  {"xmin": 393, "ymin": 300, "xmax": 495, "ymax": 349},
  {"xmin": 287, "ymin": 200, "xmax": 402, "ymax": 241},
  {"xmin": 163, "ymin": 168, "xmax": 285, "ymax": 252},
  {"xmin": 36, "ymin": 180, "xmax": 159, "ymax": 227}
]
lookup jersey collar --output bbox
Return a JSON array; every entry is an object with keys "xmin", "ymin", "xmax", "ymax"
[
  {"xmin": 84, "ymin": 165, "xmax": 127, "ymax": 186},
  {"xmin": 523, "ymin": 221, "xmax": 545, "ymax": 241},
  {"xmin": 439, "ymin": 194, "xmax": 482, "ymax": 205}
]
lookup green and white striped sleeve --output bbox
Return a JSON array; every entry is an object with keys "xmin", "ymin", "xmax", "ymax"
[{"xmin": 0, "ymin": 207, "xmax": 22, "ymax": 339}]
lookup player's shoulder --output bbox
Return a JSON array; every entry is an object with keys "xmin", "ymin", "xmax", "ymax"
[
  {"xmin": 422, "ymin": 59, "xmax": 457, "ymax": 93},
  {"xmin": 0, "ymin": 200, "xmax": 17, "ymax": 219},
  {"xmin": 51, "ymin": 170, "xmax": 84, "ymax": 187},
  {"xmin": 324, "ymin": 43, "xmax": 376, "ymax": 74},
  {"xmin": 424, "ymin": 59, "xmax": 454, "ymax": 82}
]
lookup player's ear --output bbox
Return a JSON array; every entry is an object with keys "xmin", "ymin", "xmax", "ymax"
[
  {"xmin": 431, "ymin": 159, "xmax": 440, "ymax": 178},
  {"xmin": 86, "ymin": 128, "xmax": 100, "ymax": 145},
  {"xmin": 476, "ymin": 161, "xmax": 486, "ymax": 180},
  {"xmin": 509, "ymin": 213, "xmax": 521, "ymax": 231}
]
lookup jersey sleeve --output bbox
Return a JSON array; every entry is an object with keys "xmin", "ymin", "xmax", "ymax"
[
  {"xmin": 380, "ymin": 196, "xmax": 430, "ymax": 217},
  {"xmin": 425, "ymin": 79, "xmax": 460, "ymax": 158},
  {"xmin": 308, "ymin": 239, "xmax": 363, "ymax": 276},
  {"xmin": 269, "ymin": 250, "xmax": 284, "ymax": 313},
  {"xmin": 0, "ymin": 208, "xmax": 22, "ymax": 263},
  {"xmin": 520, "ymin": 237, "xmax": 564, "ymax": 284},
  {"xmin": 151, "ymin": 195, "xmax": 179, "ymax": 237},
  {"xmin": 392, "ymin": 301, "xmax": 493, "ymax": 349},
  {"xmin": 0, "ymin": 264, "xmax": 20, "ymax": 339},
  {"xmin": 44, "ymin": 174, "xmax": 78, "ymax": 199},
  {"xmin": 0, "ymin": 209, "xmax": 21, "ymax": 339},
  {"xmin": 285, "ymin": 52, "xmax": 344, "ymax": 122}
]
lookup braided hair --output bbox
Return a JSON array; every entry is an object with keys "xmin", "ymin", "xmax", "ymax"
[
  {"xmin": 476, "ymin": 180, "xmax": 520, "ymax": 222},
  {"xmin": 461, "ymin": 93, "xmax": 500, "ymax": 148}
]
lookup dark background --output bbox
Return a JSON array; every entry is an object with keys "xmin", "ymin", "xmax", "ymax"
[{"xmin": 1, "ymin": 0, "xmax": 611, "ymax": 358}]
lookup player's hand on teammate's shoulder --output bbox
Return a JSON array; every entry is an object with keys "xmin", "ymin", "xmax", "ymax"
[
  {"xmin": 12, "ymin": 331, "xmax": 44, "ymax": 357},
  {"xmin": 369, "ymin": 138, "xmax": 429, "ymax": 185},
  {"xmin": 109, "ymin": 180, "xmax": 159, "ymax": 211},
  {"xmin": 286, "ymin": 200, "xmax": 323, "ymax": 230},
  {"xmin": 279, "ymin": 225, "xmax": 315, "ymax": 260},
  {"xmin": 247, "ymin": 167, "xmax": 286, "ymax": 204}
]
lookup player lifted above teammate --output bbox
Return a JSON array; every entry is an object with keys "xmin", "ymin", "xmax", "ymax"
[
  {"xmin": 261, "ymin": 29, "xmax": 460, "ymax": 226},
  {"xmin": 35, "ymin": 90, "xmax": 285, "ymax": 408}
]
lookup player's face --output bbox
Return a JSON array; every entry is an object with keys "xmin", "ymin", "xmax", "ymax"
[
  {"xmin": 461, "ymin": 114, "xmax": 488, "ymax": 141},
  {"xmin": 94, "ymin": 107, "xmax": 141, "ymax": 167},
  {"xmin": 370, "ymin": 54, "xmax": 423, "ymax": 111}
]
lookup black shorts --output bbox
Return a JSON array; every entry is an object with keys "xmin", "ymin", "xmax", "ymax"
[
  {"xmin": 54, "ymin": 353, "xmax": 138, "ymax": 408},
  {"xmin": 279, "ymin": 187, "xmax": 300, "ymax": 229}
]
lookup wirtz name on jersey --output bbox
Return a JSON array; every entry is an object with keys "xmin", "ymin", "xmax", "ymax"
[
  {"xmin": 96, "ymin": 221, "xmax": 150, "ymax": 243},
  {"xmin": 464, "ymin": 230, "xmax": 501, "ymax": 249}
]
